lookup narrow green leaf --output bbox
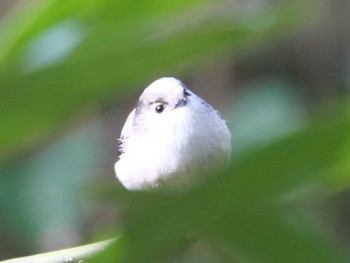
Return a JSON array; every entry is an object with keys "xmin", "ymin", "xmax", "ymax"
[{"xmin": 0, "ymin": 1, "xmax": 310, "ymax": 159}]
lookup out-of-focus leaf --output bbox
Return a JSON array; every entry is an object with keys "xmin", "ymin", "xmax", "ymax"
[
  {"xmin": 0, "ymin": 0, "xmax": 311, "ymax": 159},
  {"xmin": 93, "ymin": 103, "xmax": 350, "ymax": 263},
  {"xmin": 1, "ymin": 238, "xmax": 116, "ymax": 263}
]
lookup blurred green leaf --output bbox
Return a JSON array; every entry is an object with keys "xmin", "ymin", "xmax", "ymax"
[
  {"xmin": 0, "ymin": 0, "xmax": 310, "ymax": 159},
  {"xmin": 92, "ymin": 104, "xmax": 350, "ymax": 263},
  {"xmin": 3, "ymin": 102, "xmax": 349, "ymax": 262},
  {"xmin": 3, "ymin": 1, "xmax": 343, "ymax": 263},
  {"xmin": 3, "ymin": 103, "xmax": 348, "ymax": 263},
  {"xmin": 1, "ymin": 238, "xmax": 115, "ymax": 263}
]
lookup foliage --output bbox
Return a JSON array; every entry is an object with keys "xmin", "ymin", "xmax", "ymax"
[
  {"xmin": 1, "ymin": 0, "xmax": 349, "ymax": 262},
  {"xmin": 91, "ymin": 105, "xmax": 350, "ymax": 263},
  {"xmin": 2, "ymin": 239, "xmax": 115, "ymax": 263},
  {"xmin": 0, "ymin": 0, "xmax": 308, "ymax": 159}
]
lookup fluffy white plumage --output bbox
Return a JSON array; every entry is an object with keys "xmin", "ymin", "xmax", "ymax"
[{"xmin": 114, "ymin": 77, "xmax": 231, "ymax": 190}]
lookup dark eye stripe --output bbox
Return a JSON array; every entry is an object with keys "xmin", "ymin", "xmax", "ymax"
[
  {"xmin": 149, "ymin": 99, "xmax": 167, "ymax": 105},
  {"xmin": 117, "ymin": 138, "xmax": 124, "ymax": 157},
  {"xmin": 184, "ymin": 89, "xmax": 191, "ymax": 97}
]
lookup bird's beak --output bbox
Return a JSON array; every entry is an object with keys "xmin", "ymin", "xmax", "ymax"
[{"xmin": 174, "ymin": 97, "xmax": 187, "ymax": 109}]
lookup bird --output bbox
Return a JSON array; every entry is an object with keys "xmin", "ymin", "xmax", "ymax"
[{"xmin": 114, "ymin": 77, "xmax": 231, "ymax": 190}]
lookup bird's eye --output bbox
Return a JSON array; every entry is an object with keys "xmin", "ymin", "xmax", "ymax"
[{"xmin": 155, "ymin": 104, "xmax": 164, "ymax": 113}]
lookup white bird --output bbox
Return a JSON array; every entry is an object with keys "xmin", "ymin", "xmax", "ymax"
[{"xmin": 114, "ymin": 77, "xmax": 231, "ymax": 190}]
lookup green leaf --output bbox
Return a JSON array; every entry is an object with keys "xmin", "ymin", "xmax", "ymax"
[
  {"xmin": 0, "ymin": 0, "xmax": 310, "ymax": 159},
  {"xmin": 94, "ymin": 104, "xmax": 350, "ymax": 263},
  {"xmin": 1, "ymin": 238, "xmax": 116, "ymax": 263}
]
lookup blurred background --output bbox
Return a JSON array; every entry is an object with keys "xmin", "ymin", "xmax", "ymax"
[{"xmin": 0, "ymin": 0, "xmax": 350, "ymax": 261}]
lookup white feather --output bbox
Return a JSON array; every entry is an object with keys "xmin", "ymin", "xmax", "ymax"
[{"xmin": 114, "ymin": 77, "xmax": 231, "ymax": 190}]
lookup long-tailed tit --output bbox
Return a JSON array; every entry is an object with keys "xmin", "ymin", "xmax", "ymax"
[{"xmin": 114, "ymin": 77, "xmax": 231, "ymax": 190}]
